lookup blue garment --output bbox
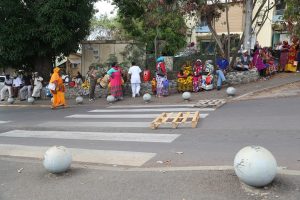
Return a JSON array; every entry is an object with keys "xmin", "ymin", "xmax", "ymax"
[
  {"xmin": 156, "ymin": 56, "xmax": 164, "ymax": 62},
  {"xmin": 216, "ymin": 70, "xmax": 226, "ymax": 87},
  {"xmin": 107, "ymin": 68, "xmax": 118, "ymax": 76},
  {"xmin": 216, "ymin": 58, "xmax": 229, "ymax": 70}
]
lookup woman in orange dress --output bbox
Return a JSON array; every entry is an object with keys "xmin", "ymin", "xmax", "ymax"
[{"xmin": 50, "ymin": 67, "xmax": 66, "ymax": 109}]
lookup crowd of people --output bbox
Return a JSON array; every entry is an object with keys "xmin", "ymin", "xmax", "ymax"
[
  {"xmin": 174, "ymin": 37, "xmax": 300, "ymax": 93},
  {"xmin": 1, "ymin": 37, "xmax": 299, "ymax": 106},
  {"xmin": 0, "ymin": 71, "xmax": 44, "ymax": 101}
]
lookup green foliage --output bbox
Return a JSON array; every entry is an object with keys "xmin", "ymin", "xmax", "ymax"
[
  {"xmin": 120, "ymin": 43, "xmax": 146, "ymax": 68},
  {"xmin": 106, "ymin": 53, "xmax": 118, "ymax": 64},
  {"xmin": 284, "ymin": 0, "xmax": 300, "ymax": 38},
  {"xmin": 0, "ymin": 0, "xmax": 96, "ymax": 68},
  {"xmin": 111, "ymin": 0, "xmax": 187, "ymax": 56},
  {"xmin": 90, "ymin": 14, "xmax": 129, "ymax": 40}
]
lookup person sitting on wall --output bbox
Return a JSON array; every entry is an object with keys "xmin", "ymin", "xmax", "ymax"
[
  {"xmin": 215, "ymin": 53, "xmax": 228, "ymax": 90},
  {"xmin": 235, "ymin": 50, "xmax": 252, "ymax": 71},
  {"xmin": 177, "ymin": 69, "xmax": 187, "ymax": 93}
]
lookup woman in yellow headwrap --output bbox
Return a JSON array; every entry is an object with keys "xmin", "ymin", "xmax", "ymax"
[{"xmin": 50, "ymin": 67, "xmax": 66, "ymax": 109}]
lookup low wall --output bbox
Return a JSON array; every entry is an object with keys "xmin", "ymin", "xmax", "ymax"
[{"xmin": 225, "ymin": 69, "xmax": 259, "ymax": 85}]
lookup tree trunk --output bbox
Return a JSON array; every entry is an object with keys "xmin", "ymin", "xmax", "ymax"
[
  {"xmin": 244, "ymin": 0, "xmax": 253, "ymax": 52},
  {"xmin": 225, "ymin": 0, "xmax": 231, "ymax": 60},
  {"xmin": 33, "ymin": 56, "xmax": 53, "ymax": 84},
  {"xmin": 207, "ymin": 22, "xmax": 225, "ymax": 55},
  {"xmin": 154, "ymin": 26, "xmax": 159, "ymax": 59}
]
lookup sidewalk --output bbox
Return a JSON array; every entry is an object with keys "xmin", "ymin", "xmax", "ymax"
[{"xmin": 1, "ymin": 73, "xmax": 300, "ymax": 107}]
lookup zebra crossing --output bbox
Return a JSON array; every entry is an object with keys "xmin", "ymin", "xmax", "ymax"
[
  {"xmin": 0, "ymin": 104, "xmax": 215, "ymax": 167},
  {"xmin": 0, "ymin": 121, "xmax": 11, "ymax": 124}
]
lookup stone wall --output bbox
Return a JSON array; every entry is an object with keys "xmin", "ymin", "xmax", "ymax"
[{"xmin": 225, "ymin": 69, "xmax": 259, "ymax": 85}]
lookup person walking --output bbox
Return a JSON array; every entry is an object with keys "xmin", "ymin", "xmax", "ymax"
[
  {"xmin": 155, "ymin": 56, "xmax": 168, "ymax": 97},
  {"xmin": 32, "ymin": 72, "xmax": 43, "ymax": 99},
  {"xmin": 20, "ymin": 72, "xmax": 33, "ymax": 101},
  {"xmin": 87, "ymin": 65, "xmax": 98, "ymax": 101},
  {"xmin": 107, "ymin": 62, "xmax": 123, "ymax": 100},
  {"xmin": 128, "ymin": 62, "xmax": 142, "ymax": 98},
  {"xmin": 50, "ymin": 67, "xmax": 66, "ymax": 109},
  {"xmin": 0, "ymin": 74, "xmax": 13, "ymax": 101}
]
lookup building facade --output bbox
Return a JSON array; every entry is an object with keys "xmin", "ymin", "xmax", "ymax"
[{"xmin": 188, "ymin": 0, "xmax": 289, "ymax": 52}]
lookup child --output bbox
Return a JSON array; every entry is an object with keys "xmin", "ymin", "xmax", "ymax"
[
  {"xmin": 177, "ymin": 70, "xmax": 186, "ymax": 92},
  {"xmin": 151, "ymin": 78, "xmax": 157, "ymax": 95}
]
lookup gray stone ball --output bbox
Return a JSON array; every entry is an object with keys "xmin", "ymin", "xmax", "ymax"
[
  {"xmin": 106, "ymin": 95, "xmax": 115, "ymax": 103},
  {"xmin": 43, "ymin": 146, "xmax": 72, "ymax": 174},
  {"xmin": 27, "ymin": 97, "xmax": 35, "ymax": 104},
  {"xmin": 234, "ymin": 146, "xmax": 277, "ymax": 187},
  {"xmin": 143, "ymin": 93, "xmax": 151, "ymax": 102},
  {"xmin": 75, "ymin": 96, "xmax": 83, "ymax": 104},
  {"xmin": 182, "ymin": 92, "xmax": 191, "ymax": 100},
  {"xmin": 7, "ymin": 97, "xmax": 14, "ymax": 104},
  {"xmin": 226, "ymin": 87, "xmax": 236, "ymax": 96}
]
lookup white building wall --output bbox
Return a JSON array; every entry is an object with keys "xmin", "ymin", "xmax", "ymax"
[{"xmin": 253, "ymin": 0, "xmax": 275, "ymax": 48}]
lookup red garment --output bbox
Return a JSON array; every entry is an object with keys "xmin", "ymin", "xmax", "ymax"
[
  {"xmin": 193, "ymin": 64, "xmax": 203, "ymax": 76},
  {"xmin": 156, "ymin": 62, "xmax": 167, "ymax": 74}
]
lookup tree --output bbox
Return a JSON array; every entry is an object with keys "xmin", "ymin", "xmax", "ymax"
[
  {"xmin": 89, "ymin": 14, "xmax": 128, "ymax": 40},
  {"xmin": 0, "ymin": 0, "xmax": 96, "ymax": 78},
  {"xmin": 110, "ymin": 0, "xmax": 187, "ymax": 57},
  {"xmin": 284, "ymin": 0, "xmax": 300, "ymax": 38}
]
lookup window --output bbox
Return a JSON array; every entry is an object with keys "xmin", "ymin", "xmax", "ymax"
[{"xmin": 71, "ymin": 63, "xmax": 78, "ymax": 68}]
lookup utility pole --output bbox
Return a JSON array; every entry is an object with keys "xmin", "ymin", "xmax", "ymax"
[{"xmin": 243, "ymin": 0, "xmax": 253, "ymax": 52}]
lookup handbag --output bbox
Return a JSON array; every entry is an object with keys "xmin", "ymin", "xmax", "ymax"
[{"xmin": 48, "ymin": 82, "xmax": 56, "ymax": 91}]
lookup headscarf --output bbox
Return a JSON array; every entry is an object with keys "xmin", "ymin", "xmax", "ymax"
[
  {"xmin": 50, "ymin": 67, "xmax": 60, "ymax": 83},
  {"xmin": 156, "ymin": 56, "xmax": 164, "ymax": 62}
]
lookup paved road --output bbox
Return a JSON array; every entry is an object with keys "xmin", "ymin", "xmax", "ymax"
[{"xmin": 0, "ymin": 96, "xmax": 300, "ymax": 199}]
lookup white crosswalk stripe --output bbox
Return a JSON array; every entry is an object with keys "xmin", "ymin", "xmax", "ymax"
[
  {"xmin": 0, "ymin": 121, "xmax": 11, "ymax": 124},
  {"xmin": 108, "ymin": 104, "xmax": 195, "ymax": 108},
  {"xmin": 65, "ymin": 113, "xmax": 209, "ymax": 119},
  {"xmin": 89, "ymin": 107, "xmax": 215, "ymax": 113},
  {"xmin": 1, "ymin": 130, "xmax": 180, "ymax": 143},
  {"xmin": 38, "ymin": 121, "xmax": 152, "ymax": 128},
  {"xmin": 0, "ymin": 144, "xmax": 156, "ymax": 167}
]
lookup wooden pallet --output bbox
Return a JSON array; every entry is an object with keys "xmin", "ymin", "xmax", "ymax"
[{"xmin": 150, "ymin": 111, "xmax": 200, "ymax": 129}]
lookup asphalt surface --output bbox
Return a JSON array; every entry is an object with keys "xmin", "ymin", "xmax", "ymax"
[{"xmin": 1, "ymin": 158, "xmax": 299, "ymax": 200}]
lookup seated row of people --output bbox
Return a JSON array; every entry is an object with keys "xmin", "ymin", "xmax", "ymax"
[
  {"xmin": 1, "ymin": 72, "xmax": 43, "ymax": 101},
  {"xmin": 177, "ymin": 58, "xmax": 227, "ymax": 92}
]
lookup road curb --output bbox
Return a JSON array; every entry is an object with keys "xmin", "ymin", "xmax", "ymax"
[{"xmin": 231, "ymin": 80, "xmax": 300, "ymax": 101}]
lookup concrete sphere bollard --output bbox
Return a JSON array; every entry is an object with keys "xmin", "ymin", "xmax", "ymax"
[
  {"xmin": 7, "ymin": 97, "xmax": 14, "ymax": 104},
  {"xmin": 226, "ymin": 87, "xmax": 236, "ymax": 96},
  {"xmin": 182, "ymin": 92, "xmax": 191, "ymax": 101},
  {"xmin": 143, "ymin": 93, "xmax": 151, "ymax": 103},
  {"xmin": 43, "ymin": 146, "xmax": 72, "ymax": 174},
  {"xmin": 234, "ymin": 146, "xmax": 277, "ymax": 187},
  {"xmin": 106, "ymin": 95, "xmax": 115, "ymax": 103},
  {"xmin": 27, "ymin": 97, "xmax": 35, "ymax": 104},
  {"xmin": 75, "ymin": 96, "xmax": 83, "ymax": 104}
]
